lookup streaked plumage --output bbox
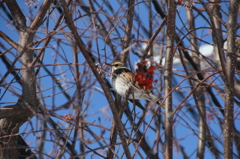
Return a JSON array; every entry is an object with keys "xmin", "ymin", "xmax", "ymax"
[{"xmin": 107, "ymin": 61, "xmax": 162, "ymax": 108}]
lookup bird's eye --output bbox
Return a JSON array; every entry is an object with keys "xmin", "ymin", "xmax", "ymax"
[{"xmin": 115, "ymin": 64, "xmax": 119, "ymax": 67}]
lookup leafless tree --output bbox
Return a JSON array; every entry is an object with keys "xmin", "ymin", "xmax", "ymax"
[{"xmin": 0, "ymin": 0, "xmax": 239, "ymax": 158}]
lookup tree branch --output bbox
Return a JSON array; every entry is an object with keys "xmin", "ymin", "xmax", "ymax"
[
  {"xmin": 224, "ymin": 0, "xmax": 239, "ymax": 158},
  {"xmin": 164, "ymin": 1, "xmax": 176, "ymax": 158},
  {"xmin": 121, "ymin": 0, "xmax": 135, "ymax": 62},
  {"xmin": 5, "ymin": 0, "xmax": 26, "ymax": 30},
  {"xmin": 60, "ymin": 0, "xmax": 132, "ymax": 158},
  {"xmin": 29, "ymin": 0, "xmax": 54, "ymax": 31},
  {"xmin": 0, "ymin": 31, "xmax": 19, "ymax": 49}
]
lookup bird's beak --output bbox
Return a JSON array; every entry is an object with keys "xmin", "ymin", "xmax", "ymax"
[{"xmin": 105, "ymin": 63, "xmax": 112, "ymax": 66}]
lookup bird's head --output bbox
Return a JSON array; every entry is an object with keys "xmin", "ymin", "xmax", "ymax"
[{"xmin": 106, "ymin": 61, "xmax": 127, "ymax": 71}]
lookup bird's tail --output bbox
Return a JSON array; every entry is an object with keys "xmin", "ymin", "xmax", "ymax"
[{"xmin": 149, "ymin": 94, "xmax": 164, "ymax": 109}]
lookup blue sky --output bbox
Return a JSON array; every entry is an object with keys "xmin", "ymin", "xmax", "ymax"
[{"xmin": 1, "ymin": 1, "xmax": 240, "ymax": 158}]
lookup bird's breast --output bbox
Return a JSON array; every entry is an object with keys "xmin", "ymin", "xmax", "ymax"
[{"xmin": 111, "ymin": 75, "xmax": 131, "ymax": 97}]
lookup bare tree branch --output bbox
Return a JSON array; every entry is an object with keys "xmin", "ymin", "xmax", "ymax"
[
  {"xmin": 0, "ymin": 31, "xmax": 19, "ymax": 49},
  {"xmin": 0, "ymin": 0, "xmax": 239, "ymax": 158},
  {"xmin": 185, "ymin": 7, "xmax": 206, "ymax": 159},
  {"xmin": 29, "ymin": 0, "xmax": 54, "ymax": 31},
  {"xmin": 224, "ymin": 0, "xmax": 239, "ymax": 158},
  {"xmin": 164, "ymin": 1, "xmax": 176, "ymax": 158},
  {"xmin": 4, "ymin": 0, "xmax": 26, "ymax": 30},
  {"xmin": 60, "ymin": 0, "xmax": 132, "ymax": 158},
  {"xmin": 121, "ymin": 0, "xmax": 135, "ymax": 63}
]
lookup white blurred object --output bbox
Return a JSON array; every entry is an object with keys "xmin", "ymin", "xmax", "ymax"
[
  {"xmin": 199, "ymin": 44, "xmax": 213, "ymax": 57},
  {"xmin": 136, "ymin": 43, "xmax": 214, "ymax": 68},
  {"xmin": 136, "ymin": 39, "xmax": 240, "ymax": 70}
]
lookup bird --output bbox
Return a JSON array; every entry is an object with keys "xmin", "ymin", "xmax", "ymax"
[{"xmin": 107, "ymin": 61, "xmax": 162, "ymax": 109}]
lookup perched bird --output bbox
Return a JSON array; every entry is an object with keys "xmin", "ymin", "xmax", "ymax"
[{"xmin": 107, "ymin": 61, "xmax": 162, "ymax": 108}]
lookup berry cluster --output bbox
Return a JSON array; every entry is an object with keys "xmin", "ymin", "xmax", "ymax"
[
  {"xmin": 135, "ymin": 60, "xmax": 157, "ymax": 91},
  {"xmin": 177, "ymin": 0, "xmax": 194, "ymax": 9},
  {"xmin": 64, "ymin": 114, "xmax": 73, "ymax": 120}
]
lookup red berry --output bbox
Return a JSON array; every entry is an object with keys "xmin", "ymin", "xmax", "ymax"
[{"xmin": 142, "ymin": 60, "xmax": 147, "ymax": 64}]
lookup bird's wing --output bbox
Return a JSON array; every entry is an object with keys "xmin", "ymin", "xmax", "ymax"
[{"xmin": 122, "ymin": 71, "xmax": 143, "ymax": 90}]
